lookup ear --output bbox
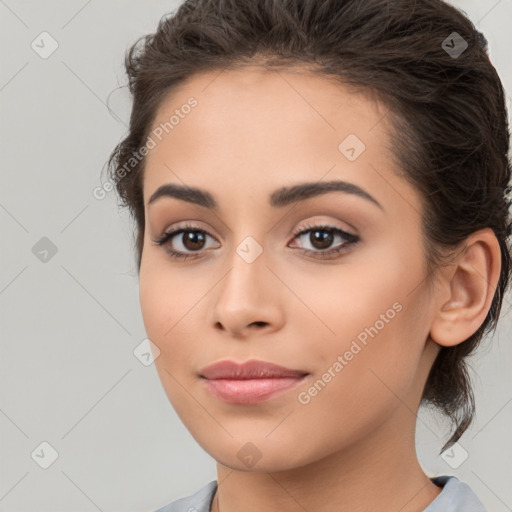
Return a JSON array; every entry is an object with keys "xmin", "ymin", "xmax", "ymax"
[{"xmin": 429, "ymin": 228, "xmax": 501, "ymax": 347}]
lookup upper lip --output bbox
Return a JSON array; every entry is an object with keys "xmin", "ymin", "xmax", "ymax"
[{"xmin": 199, "ymin": 359, "xmax": 309, "ymax": 380}]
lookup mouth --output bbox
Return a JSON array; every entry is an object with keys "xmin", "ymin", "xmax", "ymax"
[{"xmin": 199, "ymin": 359, "xmax": 310, "ymax": 405}]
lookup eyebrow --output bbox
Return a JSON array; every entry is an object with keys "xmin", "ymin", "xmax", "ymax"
[{"xmin": 147, "ymin": 180, "xmax": 383, "ymax": 210}]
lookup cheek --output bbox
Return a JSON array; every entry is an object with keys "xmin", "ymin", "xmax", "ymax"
[
  {"xmin": 281, "ymin": 292, "xmax": 425, "ymax": 462},
  {"xmin": 139, "ymin": 249, "xmax": 199, "ymax": 334},
  {"xmin": 138, "ymin": 261, "xmax": 204, "ymax": 424},
  {"xmin": 286, "ymin": 243, "xmax": 428, "ymax": 410},
  {"xmin": 139, "ymin": 267, "xmax": 170, "ymax": 340},
  {"xmin": 138, "ymin": 258, "xmax": 195, "ymax": 362},
  {"xmin": 286, "ymin": 255, "xmax": 406, "ymax": 355},
  {"xmin": 138, "ymin": 255, "xmax": 226, "ymax": 389}
]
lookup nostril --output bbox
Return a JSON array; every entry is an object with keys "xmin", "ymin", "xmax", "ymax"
[{"xmin": 250, "ymin": 321, "xmax": 267, "ymax": 327}]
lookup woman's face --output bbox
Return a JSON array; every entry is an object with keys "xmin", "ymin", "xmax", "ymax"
[{"xmin": 139, "ymin": 66, "xmax": 441, "ymax": 471}]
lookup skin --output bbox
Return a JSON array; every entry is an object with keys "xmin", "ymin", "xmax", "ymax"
[{"xmin": 138, "ymin": 66, "xmax": 501, "ymax": 512}]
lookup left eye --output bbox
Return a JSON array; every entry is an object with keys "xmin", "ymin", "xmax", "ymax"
[{"xmin": 290, "ymin": 225, "xmax": 359, "ymax": 255}]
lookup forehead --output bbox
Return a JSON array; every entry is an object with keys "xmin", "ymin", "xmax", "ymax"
[
  {"xmin": 147, "ymin": 64, "xmax": 388, "ymax": 149},
  {"xmin": 142, "ymin": 66, "xmax": 407, "ymax": 213}
]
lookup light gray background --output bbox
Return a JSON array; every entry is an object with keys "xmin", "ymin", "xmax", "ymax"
[{"xmin": 1, "ymin": 1, "xmax": 511, "ymax": 511}]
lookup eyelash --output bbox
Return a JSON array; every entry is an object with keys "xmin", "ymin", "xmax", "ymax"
[{"xmin": 151, "ymin": 221, "xmax": 360, "ymax": 261}]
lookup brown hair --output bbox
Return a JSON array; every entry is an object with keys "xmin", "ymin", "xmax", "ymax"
[{"xmin": 106, "ymin": 0, "xmax": 512, "ymax": 452}]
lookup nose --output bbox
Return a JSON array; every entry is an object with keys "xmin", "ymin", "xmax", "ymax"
[{"xmin": 211, "ymin": 245, "xmax": 284, "ymax": 339}]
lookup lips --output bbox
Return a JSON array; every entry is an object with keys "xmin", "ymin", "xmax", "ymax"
[
  {"xmin": 199, "ymin": 359, "xmax": 309, "ymax": 380},
  {"xmin": 199, "ymin": 359, "xmax": 310, "ymax": 404}
]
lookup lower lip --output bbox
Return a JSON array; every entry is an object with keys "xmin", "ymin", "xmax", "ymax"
[{"xmin": 201, "ymin": 376, "xmax": 308, "ymax": 404}]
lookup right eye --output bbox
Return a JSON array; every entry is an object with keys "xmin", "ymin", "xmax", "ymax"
[{"xmin": 151, "ymin": 223, "xmax": 220, "ymax": 260}]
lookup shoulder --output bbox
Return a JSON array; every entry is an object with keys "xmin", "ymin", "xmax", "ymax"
[
  {"xmin": 153, "ymin": 480, "xmax": 218, "ymax": 512},
  {"xmin": 151, "ymin": 475, "xmax": 488, "ymax": 512},
  {"xmin": 424, "ymin": 475, "xmax": 488, "ymax": 511}
]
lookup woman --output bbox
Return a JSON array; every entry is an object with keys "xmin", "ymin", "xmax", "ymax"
[{"xmin": 107, "ymin": 0, "xmax": 511, "ymax": 510}]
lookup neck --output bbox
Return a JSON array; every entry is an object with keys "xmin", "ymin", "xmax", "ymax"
[{"xmin": 211, "ymin": 409, "xmax": 442, "ymax": 512}]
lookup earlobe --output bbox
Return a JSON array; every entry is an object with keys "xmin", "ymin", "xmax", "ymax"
[{"xmin": 429, "ymin": 228, "xmax": 501, "ymax": 348}]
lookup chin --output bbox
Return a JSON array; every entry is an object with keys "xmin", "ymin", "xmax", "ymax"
[{"xmin": 196, "ymin": 433, "xmax": 317, "ymax": 472}]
